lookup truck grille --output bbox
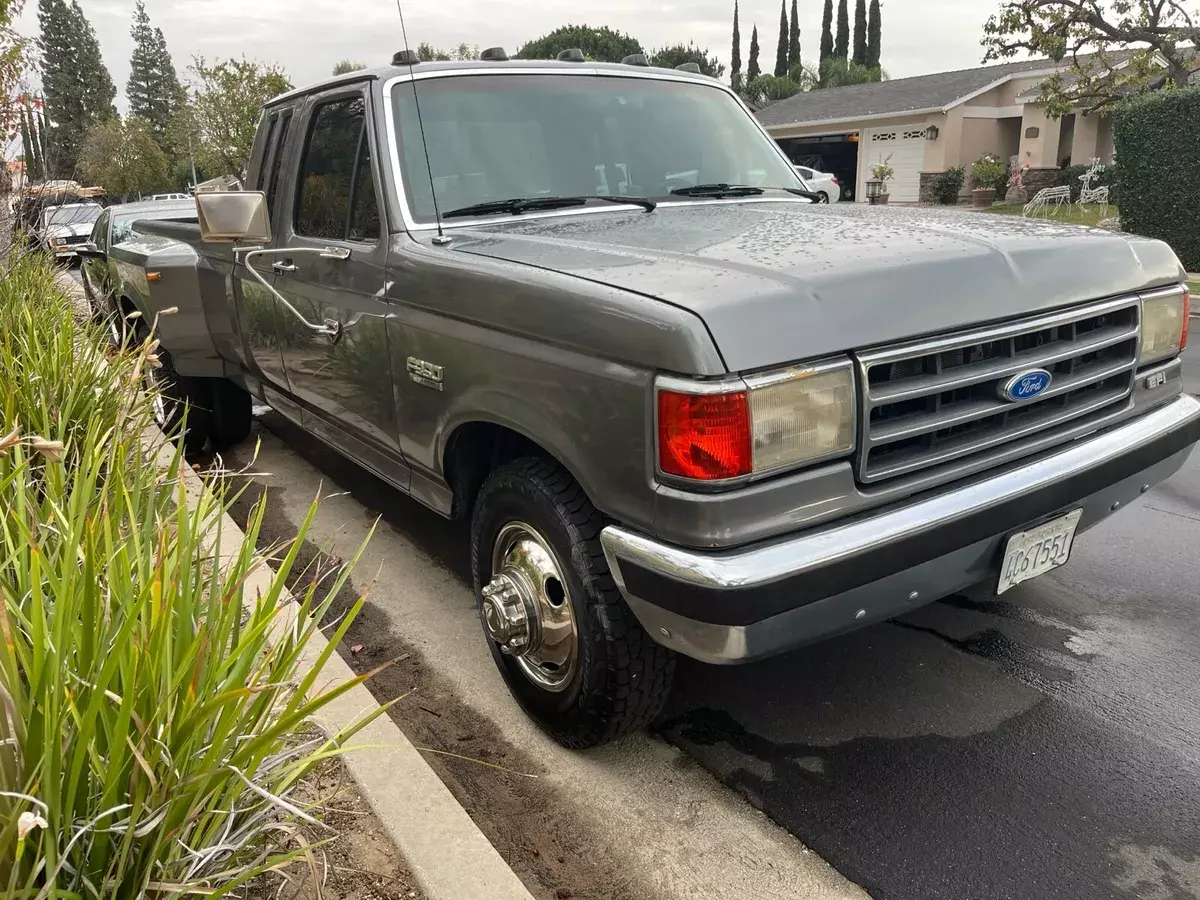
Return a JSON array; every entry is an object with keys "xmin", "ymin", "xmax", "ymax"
[{"xmin": 856, "ymin": 296, "xmax": 1140, "ymax": 484}]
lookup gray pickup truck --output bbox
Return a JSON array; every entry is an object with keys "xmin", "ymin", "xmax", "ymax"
[{"xmin": 84, "ymin": 52, "xmax": 1199, "ymax": 748}]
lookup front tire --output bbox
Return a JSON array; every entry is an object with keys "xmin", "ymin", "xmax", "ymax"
[{"xmin": 471, "ymin": 457, "xmax": 675, "ymax": 748}]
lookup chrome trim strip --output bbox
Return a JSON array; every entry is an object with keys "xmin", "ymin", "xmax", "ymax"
[
  {"xmin": 381, "ymin": 67, "xmax": 807, "ymax": 234},
  {"xmin": 601, "ymin": 393, "xmax": 1200, "ymax": 592}
]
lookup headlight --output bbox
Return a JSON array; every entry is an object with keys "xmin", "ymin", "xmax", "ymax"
[
  {"xmin": 1140, "ymin": 285, "xmax": 1190, "ymax": 366},
  {"xmin": 656, "ymin": 359, "xmax": 856, "ymax": 482},
  {"xmin": 49, "ymin": 237, "xmax": 64, "ymax": 246}
]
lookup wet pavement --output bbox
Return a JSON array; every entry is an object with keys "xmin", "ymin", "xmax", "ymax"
[{"xmin": 659, "ymin": 341, "xmax": 1200, "ymax": 900}]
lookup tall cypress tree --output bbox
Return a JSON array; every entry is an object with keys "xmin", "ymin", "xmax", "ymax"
[
  {"xmin": 38, "ymin": 0, "xmax": 116, "ymax": 177},
  {"xmin": 834, "ymin": 0, "xmax": 850, "ymax": 59},
  {"xmin": 731, "ymin": 1, "xmax": 742, "ymax": 85},
  {"xmin": 852, "ymin": 0, "xmax": 868, "ymax": 64},
  {"xmin": 819, "ymin": 0, "xmax": 834, "ymax": 65},
  {"xmin": 774, "ymin": 0, "xmax": 788, "ymax": 76},
  {"xmin": 748, "ymin": 24, "xmax": 761, "ymax": 79},
  {"xmin": 127, "ymin": 1, "xmax": 183, "ymax": 143},
  {"xmin": 866, "ymin": 0, "xmax": 881, "ymax": 68},
  {"xmin": 788, "ymin": 0, "xmax": 801, "ymax": 70}
]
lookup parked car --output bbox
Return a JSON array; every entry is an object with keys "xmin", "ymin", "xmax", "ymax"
[
  {"xmin": 793, "ymin": 165, "xmax": 841, "ymax": 202},
  {"xmin": 37, "ymin": 201, "xmax": 103, "ymax": 261},
  {"xmin": 111, "ymin": 54, "xmax": 1197, "ymax": 749},
  {"xmin": 77, "ymin": 199, "xmax": 199, "ymax": 342},
  {"xmin": 150, "ymin": 192, "xmax": 191, "ymax": 201}
]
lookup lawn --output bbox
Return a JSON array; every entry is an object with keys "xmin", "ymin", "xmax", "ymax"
[{"xmin": 978, "ymin": 203, "xmax": 1117, "ymax": 228}]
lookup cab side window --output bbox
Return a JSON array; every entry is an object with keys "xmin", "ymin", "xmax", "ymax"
[{"xmin": 295, "ymin": 95, "xmax": 379, "ymax": 242}]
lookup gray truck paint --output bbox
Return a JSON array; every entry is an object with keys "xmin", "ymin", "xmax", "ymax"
[{"xmin": 116, "ymin": 64, "xmax": 1192, "ymax": 571}]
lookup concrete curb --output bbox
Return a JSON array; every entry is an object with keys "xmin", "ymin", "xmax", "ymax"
[
  {"xmin": 55, "ymin": 262, "xmax": 535, "ymax": 900},
  {"xmin": 169, "ymin": 439, "xmax": 537, "ymax": 900}
]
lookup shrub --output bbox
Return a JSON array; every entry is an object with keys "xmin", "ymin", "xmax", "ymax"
[
  {"xmin": 1114, "ymin": 85, "xmax": 1200, "ymax": 271},
  {"xmin": 931, "ymin": 166, "xmax": 966, "ymax": 204},
  {"xmin": 0, "ymin": 253, "xmax": 379, "ymax": 898},
  {"xmin": 970, "ymin": 154, "xmax": 1008, "ymax": 193}
]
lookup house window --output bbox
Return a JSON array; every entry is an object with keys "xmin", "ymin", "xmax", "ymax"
[
  {"xmin": 902, "ymin": 129, "xmax": 927, "ymax": 140},
  {"xmin": 872, "ymin": 132, "xmax": 897, "ymax": 142}
]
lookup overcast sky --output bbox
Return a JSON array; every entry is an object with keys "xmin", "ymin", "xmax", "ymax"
[{"xmin": 14, "ymin": 0, "xmax": 1009, "ymax": 111}]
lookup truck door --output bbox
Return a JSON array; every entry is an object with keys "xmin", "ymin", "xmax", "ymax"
[
  {"xmin": 230, "ymin": 106, "xmax": 295, "ymax": 413},
  {"xmin": 270, "ymin": 86, "xmax": 407, "ymax": 483}
]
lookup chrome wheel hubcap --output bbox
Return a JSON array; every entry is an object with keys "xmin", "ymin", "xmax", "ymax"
[{"xmin": 484, "ymin": 522, "xmax": 578, "ymax": 692}]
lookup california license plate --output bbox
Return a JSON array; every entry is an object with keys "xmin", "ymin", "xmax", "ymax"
[{"xmin": 996, "ymin": 509, "xmax": 1083, "ymax": 595}]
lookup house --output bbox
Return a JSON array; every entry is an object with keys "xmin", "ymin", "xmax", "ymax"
[{"xmin": 758, "ymin": 56, "xmax": 1124, "ymax": 203}]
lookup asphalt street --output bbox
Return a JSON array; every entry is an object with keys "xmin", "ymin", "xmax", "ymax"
[{"xmin": 660, "ymin": 341, "xmax": 1200, "ymax": 900}]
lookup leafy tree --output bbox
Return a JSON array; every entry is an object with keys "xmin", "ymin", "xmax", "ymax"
[
  {"xmin": 819, "ymin": 56, "xmax": 885, "ymax": 87},
  {"xmin": 38, "ymin": 0, "xmax": 116, "ymax": 177},
  {"xmin": 775, "ymin": 0, "xmax": 789, "ymax": 76},
  {"xmin": 835, "ymin": 0, "xmax": 850, "ymax": 58},
  {"xmin": 79, "ymin": 115, "xmax": 169, "ymax": 198},
  {"xmin": 127, "ymin": 0, "xmax": 184, "ymax": 145},
  {"xmin": 415, "ymin": 42, "xmax": 479, "ymax": 61},
  {"xmin": 332, "ymin": 59, "xmax": 367, "ymax": 75},
  {"xmin": 819, "ymin": 0, "xmax": 834, "ymax": 64},
  {"xmin": 1, "ymin": 0, "xmax": 32, "ymax": 161},
  {"xmin": 516, "ymin": 25, "xmax": 642, "ymax": 63},
  {"xmin": 731, "ymin": 1, "xmax": 742, "ymax": 87},
  {"xmin": 982, "ymin": 0, "xmax": 1200, "ymax": 115},
  {"xmin": 742, "ymin": 73, "xmax": 809, "ymax": 106},
  {"xmin": 648, "ymin": 43, "xmax": 725, "ymax": 77},
  {"xmin": 867, "ymin": 0, "xmax": 881, "ymax": 68},
  {"xmin": 748, "ymin": 24, "xmax": 761, "ymax": 79},
  {"xmin": 852, "ymin": 0, "xmax": 868, "ymax": 64},
  {"xmin": 788, "ymin": 0, "xmax": 801, "ymax": 69},
  {"xmin": 188, "ymin": 57, "xmax": 292, "ymax": 177}
]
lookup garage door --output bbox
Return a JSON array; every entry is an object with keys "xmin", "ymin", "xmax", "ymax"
[{"xmin": 859, "ymin": 127, "xmax": 928, "ymax": 202}]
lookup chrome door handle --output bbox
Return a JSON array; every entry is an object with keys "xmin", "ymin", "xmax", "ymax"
[{"xmin": 272, "ymin": 261, "xmax": 298, "ymax": 273}]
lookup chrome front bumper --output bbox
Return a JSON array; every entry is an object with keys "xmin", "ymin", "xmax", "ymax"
[{"xmin": 601, "ymin": 393, "xmax": 1200, "ymax": 664}]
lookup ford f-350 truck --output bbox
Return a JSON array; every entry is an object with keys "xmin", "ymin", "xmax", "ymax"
[{"xmin": 82, "ymin": 52, "xmax": 1198, "ymax": 748}]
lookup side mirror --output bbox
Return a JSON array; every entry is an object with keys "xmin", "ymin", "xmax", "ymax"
[
  {"xmin": 75, "ymin": 243, "xmax": 106, "ymax": 260},
  {"xmin": 195, "ymin": 191, "xmax": 272, "ymax": 243}
]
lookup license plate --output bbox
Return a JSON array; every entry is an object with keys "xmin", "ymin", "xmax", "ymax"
[{"xmin": 996, "ymin": 509, "xmax": 1083, "ymax": 595}]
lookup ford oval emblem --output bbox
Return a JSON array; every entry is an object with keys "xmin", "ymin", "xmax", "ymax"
[{"xmin": 999, "ymin": 369, "xmax": 1053, "ymax": 402}]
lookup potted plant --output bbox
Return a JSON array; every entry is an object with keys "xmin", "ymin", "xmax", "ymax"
[
  {"xmin": 970, "ymin": 154, "xmax": 1006, "ymax": 208},
  {"xmin": 1005, "ymin": 162, "xmax": 1031, "ymax": 204},
  {"xmin": 868, "ymin": 155, "xmax": 894, "ymax": 205}
]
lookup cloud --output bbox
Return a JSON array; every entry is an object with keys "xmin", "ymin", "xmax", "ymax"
[{"xmin": 18, "ymin": 0, "xmax": 1004, "ymax": 111}]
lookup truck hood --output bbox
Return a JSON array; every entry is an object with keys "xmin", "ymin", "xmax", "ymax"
[{"xmin": 445, "ymin": 201, "xmax": 1185, "ymax": 372}]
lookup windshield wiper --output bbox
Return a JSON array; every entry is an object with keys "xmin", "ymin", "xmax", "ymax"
[
  {"xmin": 670, "ymin": 183, "xmax": 765, "ymax": 198},
  {"xmin": 443, "ymin": 195, "xmax": 656, "ymax": 219}
]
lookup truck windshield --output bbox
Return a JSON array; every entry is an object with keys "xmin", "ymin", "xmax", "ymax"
[{"xmin": 389, "ymin": 73, "xmax": 801, "ymax": 224}]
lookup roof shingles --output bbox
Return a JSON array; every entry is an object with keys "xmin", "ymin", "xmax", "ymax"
[{"xmin": 757, "ymin": 58, "xmax": 1057, "ymax": 128}]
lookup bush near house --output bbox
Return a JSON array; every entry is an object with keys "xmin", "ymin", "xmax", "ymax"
[
  {"xmin": 0, "ymin": 254, "xmax": 379, "ymax": 898},
  {"xmin": 970, "ymin": 154, "xmax": 1009, "ymax": 194},
  {"xmin": 1114, "ymin": 85, "xmax": 1200, "ymax": 271},
  {"xmin": 931, "ymin": 166, "xmax": 966, "ymax": 204}
]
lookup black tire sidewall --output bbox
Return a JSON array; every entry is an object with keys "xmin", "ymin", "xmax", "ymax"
[{"xmin": 135, "ymin": 319, "xmax": 210, "ymax": 452}]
